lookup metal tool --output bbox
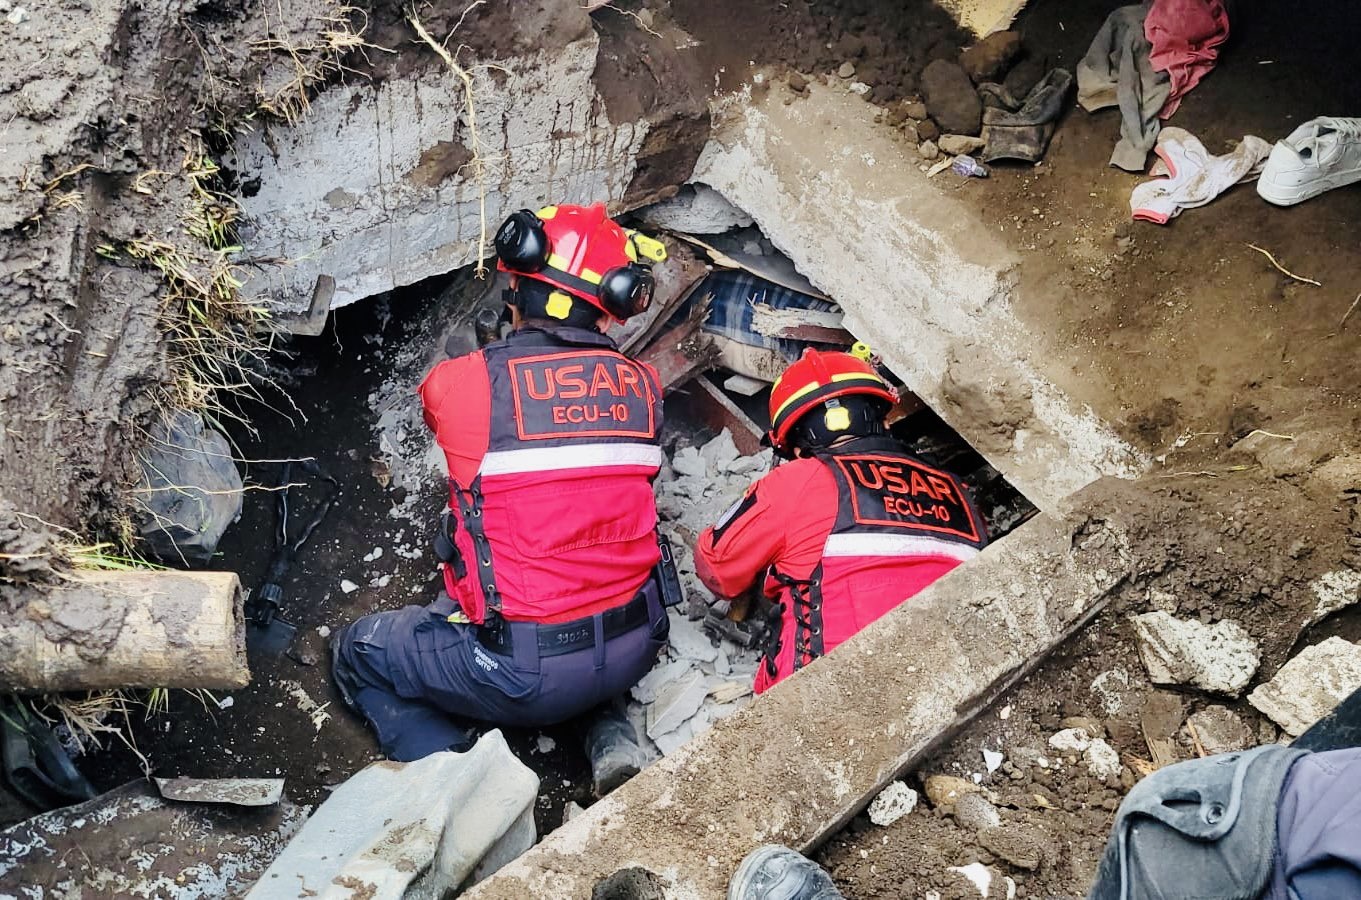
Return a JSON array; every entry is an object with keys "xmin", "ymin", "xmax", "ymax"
[{"xmin": 245, "ymin": 460, "xmax": 339, "ymax": 657}]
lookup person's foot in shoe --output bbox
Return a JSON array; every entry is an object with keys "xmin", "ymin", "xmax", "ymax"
[
  {"xmin": 728, "ymin": 845, "xmax": 844, "ymax": 900},
  {"xmin": 1258, "ymin": 116, "xmax": 1361, "ymax": 205}
]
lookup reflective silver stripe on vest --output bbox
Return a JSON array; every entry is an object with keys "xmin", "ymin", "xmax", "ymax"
[
  {"xmin": 821, "ymin": 532, "xmax": 981, "ymax": 562},
  {"xmin": 479, "ymin": 442, "xmax": 663, "ymax": 477}
]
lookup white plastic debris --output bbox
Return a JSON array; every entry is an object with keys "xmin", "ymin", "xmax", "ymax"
[
  {"xmin": 340, "ymin": 579, "xmax": 359, "ymax": 594},
  {"xmin": 867, "ymin": 781, "xmax": 918, "ymax": 826}
]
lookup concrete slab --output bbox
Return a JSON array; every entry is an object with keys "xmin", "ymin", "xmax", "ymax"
[
  {"xmin": 465, "ymin": 499, "xmax": 1130, "ymax": 899},
  {"xmin": 1249, "ymin": 637, "xmax": 1361, "ymax": 737},
  {"xmin": 1131, "ymin": 611, "xmax": 1261, "ymax": 697},
  {"xmin": 694, "ymin": 82, "xmax": 1146, "ymax": 511}
]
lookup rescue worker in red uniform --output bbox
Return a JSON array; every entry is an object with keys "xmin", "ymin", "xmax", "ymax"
[
  {"xmin": 696, "ymin": 349, "xmax": 989, "ymax": 693},
  {"xmin": 332, "ymin": 203, "xmax": 673, "ymax": 767}
]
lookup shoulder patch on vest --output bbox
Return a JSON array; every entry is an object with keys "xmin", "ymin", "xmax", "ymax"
[
  {"xmin": 831, "ymin": 453, "xmax": 981, "ymax": 543},
  {"xmin": 507, "ymin": 350, "xmax": 656, "ymax": 440}
]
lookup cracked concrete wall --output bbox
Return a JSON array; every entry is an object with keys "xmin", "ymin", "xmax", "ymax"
[
  {"xmin": 466, "ymin": 495, "xmax": 1130, "ymax": 899},
  {"xmin": 228, "ymin": 30, "xmax": 703, "ymax": 315},
  {"xmin": 694, "ymin": 83, "xmax": 1147, "ymax": 511}
]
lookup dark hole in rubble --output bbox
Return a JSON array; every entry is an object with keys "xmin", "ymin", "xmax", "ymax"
[{"xmin": 592, "ymin": 866, "xmax": 669, "ymax": 900}]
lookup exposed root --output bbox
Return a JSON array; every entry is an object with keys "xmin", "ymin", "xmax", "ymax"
[
  {"xmin": 1246, "ymin": 243, "xmax": 1322, "ymax": 287},
  {"xmin": 408, "ymin": 2, "xmax": 494, "ymax": 277},
  {"xmin": 250, "ymin": 4, "xmax": 391, "ymax": 124}
]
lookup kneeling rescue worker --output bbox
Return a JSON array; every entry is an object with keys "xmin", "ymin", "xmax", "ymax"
[
  {"xmin": 332, "ymin": 203, "xmax": 676, "ymax": 780},
  {"xmin": 696, "ymin": 349, "xmax": 989, "ymax": 693}
]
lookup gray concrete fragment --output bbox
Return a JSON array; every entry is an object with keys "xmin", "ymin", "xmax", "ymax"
[
  {"xmin": 636, "ymin": 183, "xmax": 754, "ymax": 234},
  {"xmin": 1249, "ymin": 637, "xmax": 1361, "ymax": 736},
  {"xmin": 1186, "ymin": 705, "xmax": 1254, "ymax": 755},
  {"xmin": 1132, "ymin": 611, "xmax": 1261, "ymax": 696},
  {"xmin": 666, "ymin": 610, "xmax": 720, "ymax": 663},
  {"xmin": 630, "ymin": 658, "xmax": 696, "ymax": 704},
  {"xmin": 646, "ymin": 669, "xmax": 709, "ymax": 740},
  {"xmin": 247, "ymin": 730, "xmax": 538, "ymax": 899},
  {"xmin": 155, "ymin": 776, "xmax": 284, "ymax": 807},
  {"xmin": 1306, "ymin": 569, "xmax": 1361, "ymax": 628},
  {"xmin": 1084, "ymin": 739, "xmax": 1122, "ymax": 780},
  {"xmin": 699, "ymin": 429, "xmax": 741, "ymax": 473},
  {"xmin": 940, "ymin": 134, "xmax": 987, "ymax": 156},
  {"xmin": 466, "ymin": 507, "xmax": 1129, "ymax": 898},
  {"xmin": 672, "ymin": 446, "xmax": 708, "ymax": 479}
]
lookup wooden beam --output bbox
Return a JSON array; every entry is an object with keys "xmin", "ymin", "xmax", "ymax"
[
  {"xmin": 0, "ymin": 570, "xmax": 248, "ymax": 692},
  {"xmin": 636, "ymin": 298, "xmax": 718, "ymax": 391}
]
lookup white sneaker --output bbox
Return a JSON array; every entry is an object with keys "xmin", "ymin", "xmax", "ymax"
[{"xmin": 1258, "ymin": 117, "xmax": 1361, "ymax": 206}]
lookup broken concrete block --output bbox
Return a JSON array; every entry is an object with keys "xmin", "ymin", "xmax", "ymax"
[
  {"xmin": 1186, "ymin": 705, "xmax": 1254, "ymax": 755},
  {"xmin": 939, "ymin": 134, "xmax": 987, "ymax": 156},
  {"xmin": 653, "ymin": 720, "xmax": 695, "ymax": 756},
  {"xmin": 868, "ymin": 781, "xmax": 918, "ymax": 826},
  {"xmin": 247, "ymin": 730, "xmax": 537, "ymax": 899},
  {"xmin": 646, "ymin": 669, "xmax": 709, "ymax": 740},
  {"xmin": 672, "ymin": 446, "xmax": 708, "ymax": 479},
  {"xmin": 1306, "ymin": 569, "xmax": 1361, "ymax": 628},
  {"xmin": 1083, "ymin": 739, "xmax": 1121, "ymax": 780},
  {"xmin": 921, "ymin": 59, "xmax": 983, "ymax": 136},
  {"xmin": 699, "ymin": 429, "xmax": 741, "ymax": 472},
  {"xmin": 953, "ymin": 792, "xmax": 1002, "ymax": 832},
  {"xmin": 631, "ymin": 658, "xmax": 696, "ymax": 704},
  {"xmin": 924, "ymin": 774, "xmax": 982, "ymax": 808},
  {"xmin": 666, "ymin": 611, "xmax": 720, "ymax": 663},
  {"xmin": 1249, "ymin": 637, "xmax": 1361, "ymax": 736},
  {"xmin": 1132, "ymin": 611, "xmax": 1261, "ymax": 696},
  {"xmin": 636, "ymin": 184, "xmax": 754, "ymax": 235}
]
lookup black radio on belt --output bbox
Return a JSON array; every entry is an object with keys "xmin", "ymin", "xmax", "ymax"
[{"xmin": 655, "ymin": 532, "xmax": 684, "ymax": 608}]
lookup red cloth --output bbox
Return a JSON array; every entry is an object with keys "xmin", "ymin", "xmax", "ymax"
[
  {"xmin": 420, "ymin": 352, "xmax": 492, "ymax": 487},
  {"xmin": 1145, "ymin": 0, "xmax": 1230, "ymax": 119}
]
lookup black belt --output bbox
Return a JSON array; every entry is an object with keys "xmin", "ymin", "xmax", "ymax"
[{"xmin": 476, "ymin": 586, "xmax": 652, "ymax": 659}]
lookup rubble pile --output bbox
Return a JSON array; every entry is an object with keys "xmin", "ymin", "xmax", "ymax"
[{"xmin": 624, "ymin": 429, "xmax": 775, "ymax": 757}]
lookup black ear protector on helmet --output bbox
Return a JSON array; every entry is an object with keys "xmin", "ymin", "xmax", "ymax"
[
  {"xmin": 789, "ymin": 394, "xmax": 891, "ymax": 455},
  {"xmin": 493, "ymin": 209, "xmax": 655, "ymax": 320}
]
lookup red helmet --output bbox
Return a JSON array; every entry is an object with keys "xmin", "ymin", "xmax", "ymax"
[
  {"xmin": 767, "ymin": 349, "xmax": 897, "ymax": 454},
  {"xmin": 493, "ymin": 203, "xmax": 665, "ymax": 321}
]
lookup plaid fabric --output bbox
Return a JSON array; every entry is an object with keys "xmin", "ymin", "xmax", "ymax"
[{"xmin": 683, "ymin": 269, "xmax": 840, "ymax": 362}]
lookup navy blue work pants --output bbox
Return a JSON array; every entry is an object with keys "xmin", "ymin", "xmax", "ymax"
[{"xmin": 331, "ymin": 584, "xmax": 667, "ymax": 761}]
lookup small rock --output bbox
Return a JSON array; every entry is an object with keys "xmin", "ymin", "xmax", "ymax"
[
  {"xmin": 947, "ymin": 862, "xmax": 997, "ymax": 899},
  {"xmin": 868, "ymin": 781, "xmax": 918, "ymax": 826},
  {"xmin": 6, "ymin": 5, "xmax": 27, "ymax": 25},
  {"xmin": 1132, "ymin": 611, "xmax": 1261, "ymax": 696},
  {"xmin": 317, "ymin": 625, "xmax": 332, "ymax": 638},
  {"xmin": 916, "ymin": 117, "xmax": 941, "ymax": 143},
  {"xmin": 563, "ymin": 800, "xmax": 586, "ymax": 822},
  {"xmin": 1048, "ymin": 728, "xmax": 1091, "ymax": 753},
  {"xmin": 1186, "ymin": 705, "xmax": 1254, "ymax": 754},
  {"xmin": 919, "ymin": 140, "xmax": 941, "ymax": 161},
  {"xmin": 848, "ymin": 81, "xmax": 871, "ymax": 96},
  {"xmin": 939, "ymin": 134, "xmax": 987, "ymax": 156},
  {"xmin": 904, "ymin": 100, "xmax": 928, "ymax": 120},
  {"xmin": 981, "ymin": 748, "xmax": 1003, "ymax": 773},
  {"xmin": 960, "ymin": 31, "xmax": 1023, "ymax": 83},
  {"xmin": 340, "ymin": 579, "xmax": 359, "ymax": 594},
  {"xmin": 900, "ymin": 121, "xmax": 920, "ymax": 144},
  {"xmin": 977, "ymin": 824, "xmax": 1044, "ymax": 870},
  {"xmin": 1249, "ymin": 636, "xmax": 1361, "ymax": 736},
  {"xmin": 837, "ymin": 61, "xmax": 856, "ymax": 79},
  {"xmin": 788, "ymin": 71, "xmax": 808, "ymax": 93},
  {"xmin": 672, "ymin": 446, "xmax": 707, "ymax": 479},
  {"xmin": 920, "ymin": 59, "xmax": 982, "ymax": 136},
  {"xmin": 1084, "ymin": 739, "xmax": 1122, "ymax": 780},
  {"xmin": 923, "ymin": 774, "xmax": 981, "ymax": 808},
  {"xmin": 536, "ymin": 735, "xmax": 556, "ymax": 754},
  {"xmin": 952, "ymin": 792, "xmax": 1002, "ymax": 831}
]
